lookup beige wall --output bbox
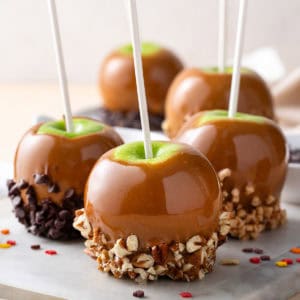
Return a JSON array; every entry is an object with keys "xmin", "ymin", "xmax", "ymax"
[{"xmin": 0, "ymin": 0, "xmax": 299, "ymax": 83}]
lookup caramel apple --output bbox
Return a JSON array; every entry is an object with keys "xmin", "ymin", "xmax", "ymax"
[
  {"xmin": 175, "ymin": 110, "xmax": 287, "ymax": 240},
  {"xmin": 98, "ymin": 42, "xmax": 183, "ymax": 130},
  {"xmin": 163, "ymin": 67, "xmax": 275, "ymax": 138},
  {"xmin": 74, "ymin": 141, "xmax": 230, "ymax": 282},
  {"xmin": 7, "ymin": 117, "xmax": 123, "ymax": 240}
]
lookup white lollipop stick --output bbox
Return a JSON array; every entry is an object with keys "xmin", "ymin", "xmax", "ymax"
[
  {"xmin": 126, "ymin": 0, "xmax": 153, "ymax": 159},
  {"xmin": 218, "ymin": 0, "xmax": 227, "ymax": 72},
  {"xmin": 228, "ymin": 0, "xmax": 248, "ymax": 118},
  {"xmin": 47, "ymin": 0, "xmax": 73, "ymax": 132}
]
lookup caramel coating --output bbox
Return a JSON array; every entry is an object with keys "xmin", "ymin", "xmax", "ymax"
[
  {"xmin": 85, "ymin": 142, "xmax": 222, "ymax": 247},
  {"xmin": 14, "ymin": 119, "xmax": 123, "ymax": 206},
  {"xmin": 99, "ymin": 48, "xmax": 183, "ymax": 115},
  {"xmin": 164, "ymin": 68, "xmax": 275, "ymax": 137},
  {"xmin": 175, "ymin": 113, "xmax": 287, "ymax": 206}
]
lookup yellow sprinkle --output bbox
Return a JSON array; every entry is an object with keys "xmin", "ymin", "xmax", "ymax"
[
  {"xmin": 276, "ymin": 261, "xmax": 287, "ymax": 267},
  {"xmin": 0, "ymin": 243, "xmax": 11, "ymax": 249}
]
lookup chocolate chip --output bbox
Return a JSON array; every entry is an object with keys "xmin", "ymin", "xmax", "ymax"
[
  {"xmin": 35, "ymin": 211, "xmax": 45, "ymax": 224},
  {"xmin": 33, "ymin": 173, "xmax": 50, "ymax": 185},
  {"xmin": 133, "ymin": 290, "xmax": 144, "ymax": 298},
  {"xmin": 31, "ymin": 244, "xmax": 41, "ymax": 250},
  {"xmin": 48, "ymin": 228, "xmax": 63, "ymax": 239},
  {"xmin": 59, "ymin": 210, "xmax": 72, "ymax": 221},
  {"xmin": 45, "ymin": 219, "xmax": 54, "ymax": 228},
  {"xmin": 11, "ymin": 196, "xmax": 22, "ymax": 207},
  {"xmin": 64, "ymin": 188, "xmax": 75, "ymax": 200},
  {"xmin": 242, "ymin": 248, "xmax": 254, "ymax": 253},
  {"xmin": 48, "ymin": 183, "xmax": 60, "ymax": 193},
  {"xmin": 15, "ymin": 207, "xmax": 25, "ymax": 219},
  {"xmin": 260, "ymin": 255, "xmax": 270, "ymax": 261},
  {"xmin": 6, "ymin": 179, "xmax": 15, "ymax": 190},
  {"xmin": 28, "ymin": 195, "xmax": 36, "ymax": 205},
  {"xmin": 254, "ymin": 248, "xmax": 264, "ymax": 254},
  {"xmin": 54, "ymin": 219, "xmax": 66, "ymax": 230},
  {"xmin": 18, "ymin": 179, "xmax": 28, "ymax": 190},
  {"xmin": 8, "ymin": 184, "xmax": 20, "ymax": 197},
  {"xmin": 26, "ymin": 186, "xmax": 36, "ymax": 197},
  {"xmin": 87, "ymin": 107, "xmax": 163, "ymax": 131}
]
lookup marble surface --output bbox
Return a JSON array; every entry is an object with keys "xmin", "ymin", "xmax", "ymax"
[
  {"xmin": 0, "ymin": 197, "xmax": 300, "ymax": 300},
  {"xmin": 1, "ymin": 128, "xmax": 300, "ymax": 299}
]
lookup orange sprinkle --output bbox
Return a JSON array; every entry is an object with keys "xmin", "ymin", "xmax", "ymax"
[
  {"xmin": 290, "ymin": 247, "xmax": 300, "ymax": 254},
  {"xmin": 0, "ymin": 243, "xmax": 11, "ymax": 249},
  {"xmin": 1, "ymin": 229, "xmax": 10, "ymax": 235}
]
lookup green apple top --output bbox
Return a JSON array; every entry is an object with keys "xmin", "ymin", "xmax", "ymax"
[
  {"xmin": 118, "ymin": 42, "xmax": 161, "ymax": 56},
  {"xmin": 37, "ymin": 118, "xmax": 106, "ymax": 138}
]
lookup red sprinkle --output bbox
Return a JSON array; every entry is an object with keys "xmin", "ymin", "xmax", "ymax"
[
  {"xmin": 296, "ymin": 258, "xmax": 300, "ymax": 263},
  {"xmin": 45, "ymin": 250, "xmax": 57, "ymax": 255},
  {"xmin": 1, "ymin": 229, "xmax": 10, "ymax": 235},
  {"xmin": 180, "ymin": 292, "xmax": 193, "ymax": 298},
  {"xmin": 249, "ymin": 257, "xmax": 261, "ymax": 264},
  {"xmin": 6, "ymin": 240, "xmax": 16, "ymax": 246},
  {"xmin": 281, "ymin": 258, "xmax": 293, "ymax": 265}
]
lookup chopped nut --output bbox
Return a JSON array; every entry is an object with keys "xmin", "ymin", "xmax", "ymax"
[
  {"xmin": 220, "ymin": 224, "xmax": 230, "ymax": 236},
  {"xmin": 126, "ymin": 235, "xmax": 138, "ymax": 252},
  {"xmin": 183, "ymin": 263, "xmax": 193, "ymax": 272},
  {"xmin": 198, "ymin": 270, "xmax": 205, "ymax": 280},
  {"xmin": 134, "ymin": 268, "xmax": 148, "ymax": 282},
  {"xmin": 245, "ymin": 183, "xmax": 255, "ymax": 195},
  {"xmin": 154, "ymin": 265, "xmax": 167, "ymax": 275},
  {"xmin": 266, "ymin": 195, "xmax": 275, "ymax": 205},
  {"xmin": 178, "ymin": 243, "xmax": 185, "ymax": 253},
  {"xmin": 121, "ymin": 257, "xmax": 133, "ymax": 272},
  {"xmin": 186, "ymin": 235, "xmax": 202, "ymax": 253},
  {"xmin": 218, "ymin": 168, "xmax": 231, "ymax": 181},
  {"xmin": 111, "ymin": 239, "xmax": 131, "ymax": 258},
  {"xmin": 133, "ymin": 253, "xmax": 154, "ymax": 269},
  {"xmin": 251, "ymin": 196, "xmax": 261, "ymax": 207},
  {"xmin": 147, "ymin": 266, "xmax": 156, "ymax": 276},
  {"xmin": 73, "ymin": 209, "xmax": 92, "ymax": 239},
  {"xmin": 231, "ymin": 188, "xmax": 240, "ymax": 197}
]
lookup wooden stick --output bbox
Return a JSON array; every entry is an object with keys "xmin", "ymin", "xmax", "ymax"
[
  {"xmin": 218, "ymin": 0, "xmax": 227, "ymax": 72},
  {"xmin": 228, "ymin": 0, "xmax": 247, "ymax": 118},
  {"xmin": 126, "ymin": 0, "xmax": 153, "ymax": 159},
  {"xmin": 47, "ymin": 0, "xmax": 73, "ymax": 132}
]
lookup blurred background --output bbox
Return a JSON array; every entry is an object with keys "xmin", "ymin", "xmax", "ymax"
[{"xmin": 0, "ymin": 0, "xmax": 299, "ymax": 162}]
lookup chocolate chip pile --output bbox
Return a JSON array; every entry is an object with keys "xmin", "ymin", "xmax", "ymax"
[
  {"xmin": 85, "ymin": 107, "xmax": 163, "ymax": 131},
  {"xmin": 7, "ymin": 174, "xmax": 82, "ymax": 240},
  {"xmin": 289, "ymin": 148, "xmax": 300, "ymax": 164}
]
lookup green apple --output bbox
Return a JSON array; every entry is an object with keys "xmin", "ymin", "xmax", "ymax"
[
  {"xmin": 37, "ymin": 118, "xmax": 105, "ymax": 138},
  {"xmin": 175, "ymin": 108, "xmax": 287, "ymax": 239},
  {"xmin": 202, "ymin": 66, "xmax": 252, "ymax": 74},
  {"xmin": 164, "ymin": 67, "xmax": 274, "ymax": 138},
  {"xmin": 196, "ymin": 110, "xmax": 265, "ymax": 126},
  {"xmin": 113, "ymin": 141, "xmax": 182, "ymax": 164},
  {"xmin": 119, "ymin": 42, "xmax": 161, "ymax": 56}
]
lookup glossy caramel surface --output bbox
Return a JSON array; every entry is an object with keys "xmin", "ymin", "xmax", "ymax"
[
  {"xmin": 85, "ymin": 143, "xmax": 222, "ymax": 246},
  {"xmin": 164, "ymin": 68, "xmax": 275, "ymax": 137},
  {"xmin": 175, "ymin": 114, "xmax": 287, "ymax": 205},
  {"xmin": 14, "ymin": 119, "xmax": 123, "ymax": 206},
  {"xmin": 99, "ymin": 48, "xmax": 183, "ymax": 115}
]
